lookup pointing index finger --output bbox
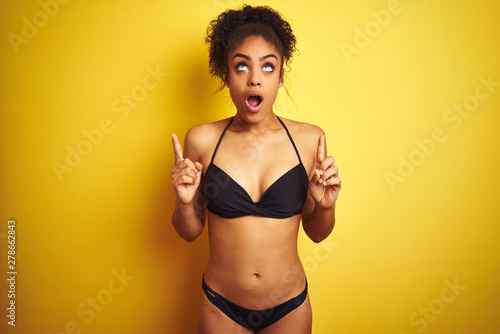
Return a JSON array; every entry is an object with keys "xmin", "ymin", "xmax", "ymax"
[
  {"xmin": 316, "ymin": 134, "xmax": 326, "ymax": 166},
  {"xmin": 171, "ymin": 133, "xmax": 184, "ymax": 164}
]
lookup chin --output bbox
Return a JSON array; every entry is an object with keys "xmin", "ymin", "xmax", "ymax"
[{"xmin": 239, "ymin": 108, "xmax": 273, "ymax": 122}]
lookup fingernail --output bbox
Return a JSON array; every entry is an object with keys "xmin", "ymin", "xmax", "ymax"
[
  {"xmin": 319, "ymin": 170, "xmax": 324, "ymax": 175},
  {"xmin": 318, "ymin": 178, "xmax": 323, "ymax": 184}
]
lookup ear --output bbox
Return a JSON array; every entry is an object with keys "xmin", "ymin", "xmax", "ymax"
[
  {"xmin": 224, "ymin": 73, "xmax": 229, "ymax": 87},
  {"xmin": 279, "ymin": 68, "xmax": 284, "ymax": 85}
]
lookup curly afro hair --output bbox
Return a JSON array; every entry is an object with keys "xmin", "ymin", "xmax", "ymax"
[{"xmin": 206, "ymin": 5, "xmax": 297, "ymax": 90}]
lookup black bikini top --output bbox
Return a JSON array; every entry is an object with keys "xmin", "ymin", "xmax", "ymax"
[{"xmin": 204, "ymin": 117, "xmax": 309, "ymax": 219}]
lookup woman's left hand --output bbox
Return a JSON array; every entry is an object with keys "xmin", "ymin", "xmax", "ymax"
[{"xmin": 309, "ymin": 135, "xmax": 341, "ymax": 209}]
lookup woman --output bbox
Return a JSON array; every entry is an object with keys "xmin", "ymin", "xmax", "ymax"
[{"xmin": 171, "ymin": 5, "xmax": 341, "ymax": 333}]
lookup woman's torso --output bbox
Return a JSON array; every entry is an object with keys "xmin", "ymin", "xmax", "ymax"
[{"xmin": 197, "ymin": 116, "xmax": 315, "ymax": 310}]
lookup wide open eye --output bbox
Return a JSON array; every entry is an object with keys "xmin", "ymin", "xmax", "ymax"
[
  {"xmin": 236, "ymin": 63, "xmax": 249, "ymax": 72},
  {"xmin": 262, "ymin": 64, "xmax": 274, "ymax": 73}
]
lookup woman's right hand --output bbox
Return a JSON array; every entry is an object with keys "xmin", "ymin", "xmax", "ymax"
[{"xmin": 171, "ymin": 134, "xmax": 203, "ymax": 205}]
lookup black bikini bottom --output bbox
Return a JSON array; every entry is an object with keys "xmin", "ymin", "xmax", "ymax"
[{"xmin": 202, "ymin": 274, "xmax": 307, "ymax": 331}]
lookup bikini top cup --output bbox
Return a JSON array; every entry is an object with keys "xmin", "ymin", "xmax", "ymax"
[{"xmin": 204, "ymin": 117, "xmax": 309, "ymax": 219}]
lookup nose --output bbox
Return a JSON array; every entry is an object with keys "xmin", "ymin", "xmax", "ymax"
[{"xmin": 248, "ymin": 70, "xmax": 261, "ymax": 86}]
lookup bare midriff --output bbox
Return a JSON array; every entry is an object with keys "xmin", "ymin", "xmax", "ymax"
[{"xmin": 204, "ymin": 211, "xmax": 306, "ymax": 310}]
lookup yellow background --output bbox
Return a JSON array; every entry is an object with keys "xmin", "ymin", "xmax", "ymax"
[{"xmin": 1, "ymin": 0, "xmax": 499, "ymax": 333}]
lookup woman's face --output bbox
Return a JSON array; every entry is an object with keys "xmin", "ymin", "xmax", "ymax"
[{"xmin": 226, "ymin": 36, "xmax": 284, "ymax": 123}]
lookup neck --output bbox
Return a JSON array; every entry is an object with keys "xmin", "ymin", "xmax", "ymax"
[{"xmin": 231, "ymin": 111, "xmax": 280, "ymax": 134}]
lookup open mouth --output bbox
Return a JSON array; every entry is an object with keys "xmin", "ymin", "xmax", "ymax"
[{"xmin": 247, "ymin": 95, "xmax": 263, "ymax": 108}]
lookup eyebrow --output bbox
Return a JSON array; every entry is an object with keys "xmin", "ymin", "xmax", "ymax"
[{"xmin": 232, "ymin": 53, "xmax": 278, "ymax": 61}]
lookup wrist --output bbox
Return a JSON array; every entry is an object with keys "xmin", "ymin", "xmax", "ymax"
[
  {"xmin": 176, "ymin": 198, "xmax": 192, "ymax": 208},
  {"xmin": 315, "ymin": 201, "xmax": 336, "ymax": 211}
]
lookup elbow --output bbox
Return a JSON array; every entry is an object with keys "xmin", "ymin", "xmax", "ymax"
[
  {"xmin": 311, "ymin": 235, "xmax": 327, "ymax": 243},
  {"xmin": 180, "ymin": 230, "xmax": 202, "ymax": 243},
  {"xmin": 174, "ymin": 226, "xmax": 202, "ymax": 243},
  {"xmin": 305, "ymin": 230, "xmax": 327, "ymax": 243},
  {"xmin": 307, "ymin": 225, "xmax": 335, "ymax": 244},
  {"xmin": 181, "ymin": 235, "xmax": 197, "ymax": 243},
  {"xmin": 172, "ymin": 218, "xmax": 203, "ymax": 243},
  {"xmin": 171, "ymin": 207, "xmax": 206, "ymax": 242}
]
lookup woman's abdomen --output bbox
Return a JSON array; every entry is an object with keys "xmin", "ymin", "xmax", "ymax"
[{"xmin": 204, "ymin": 213, "xmax": 307, "ymax": 310}]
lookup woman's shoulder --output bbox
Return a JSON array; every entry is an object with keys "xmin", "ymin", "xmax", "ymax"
[
  {"xmin": 185, "ymin": 118, "xmax": 232, "ymax": 142},
  {"xmin": 279, "ymin": 117, "xmax": 324, "ymax": 141},
  {"xmin": 183, "ymin": 118, "xmax": 232, "ymax": 158},
  {"xmin": 279, "ymin": 117, "xmax": 326, "ymax": 167}
]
